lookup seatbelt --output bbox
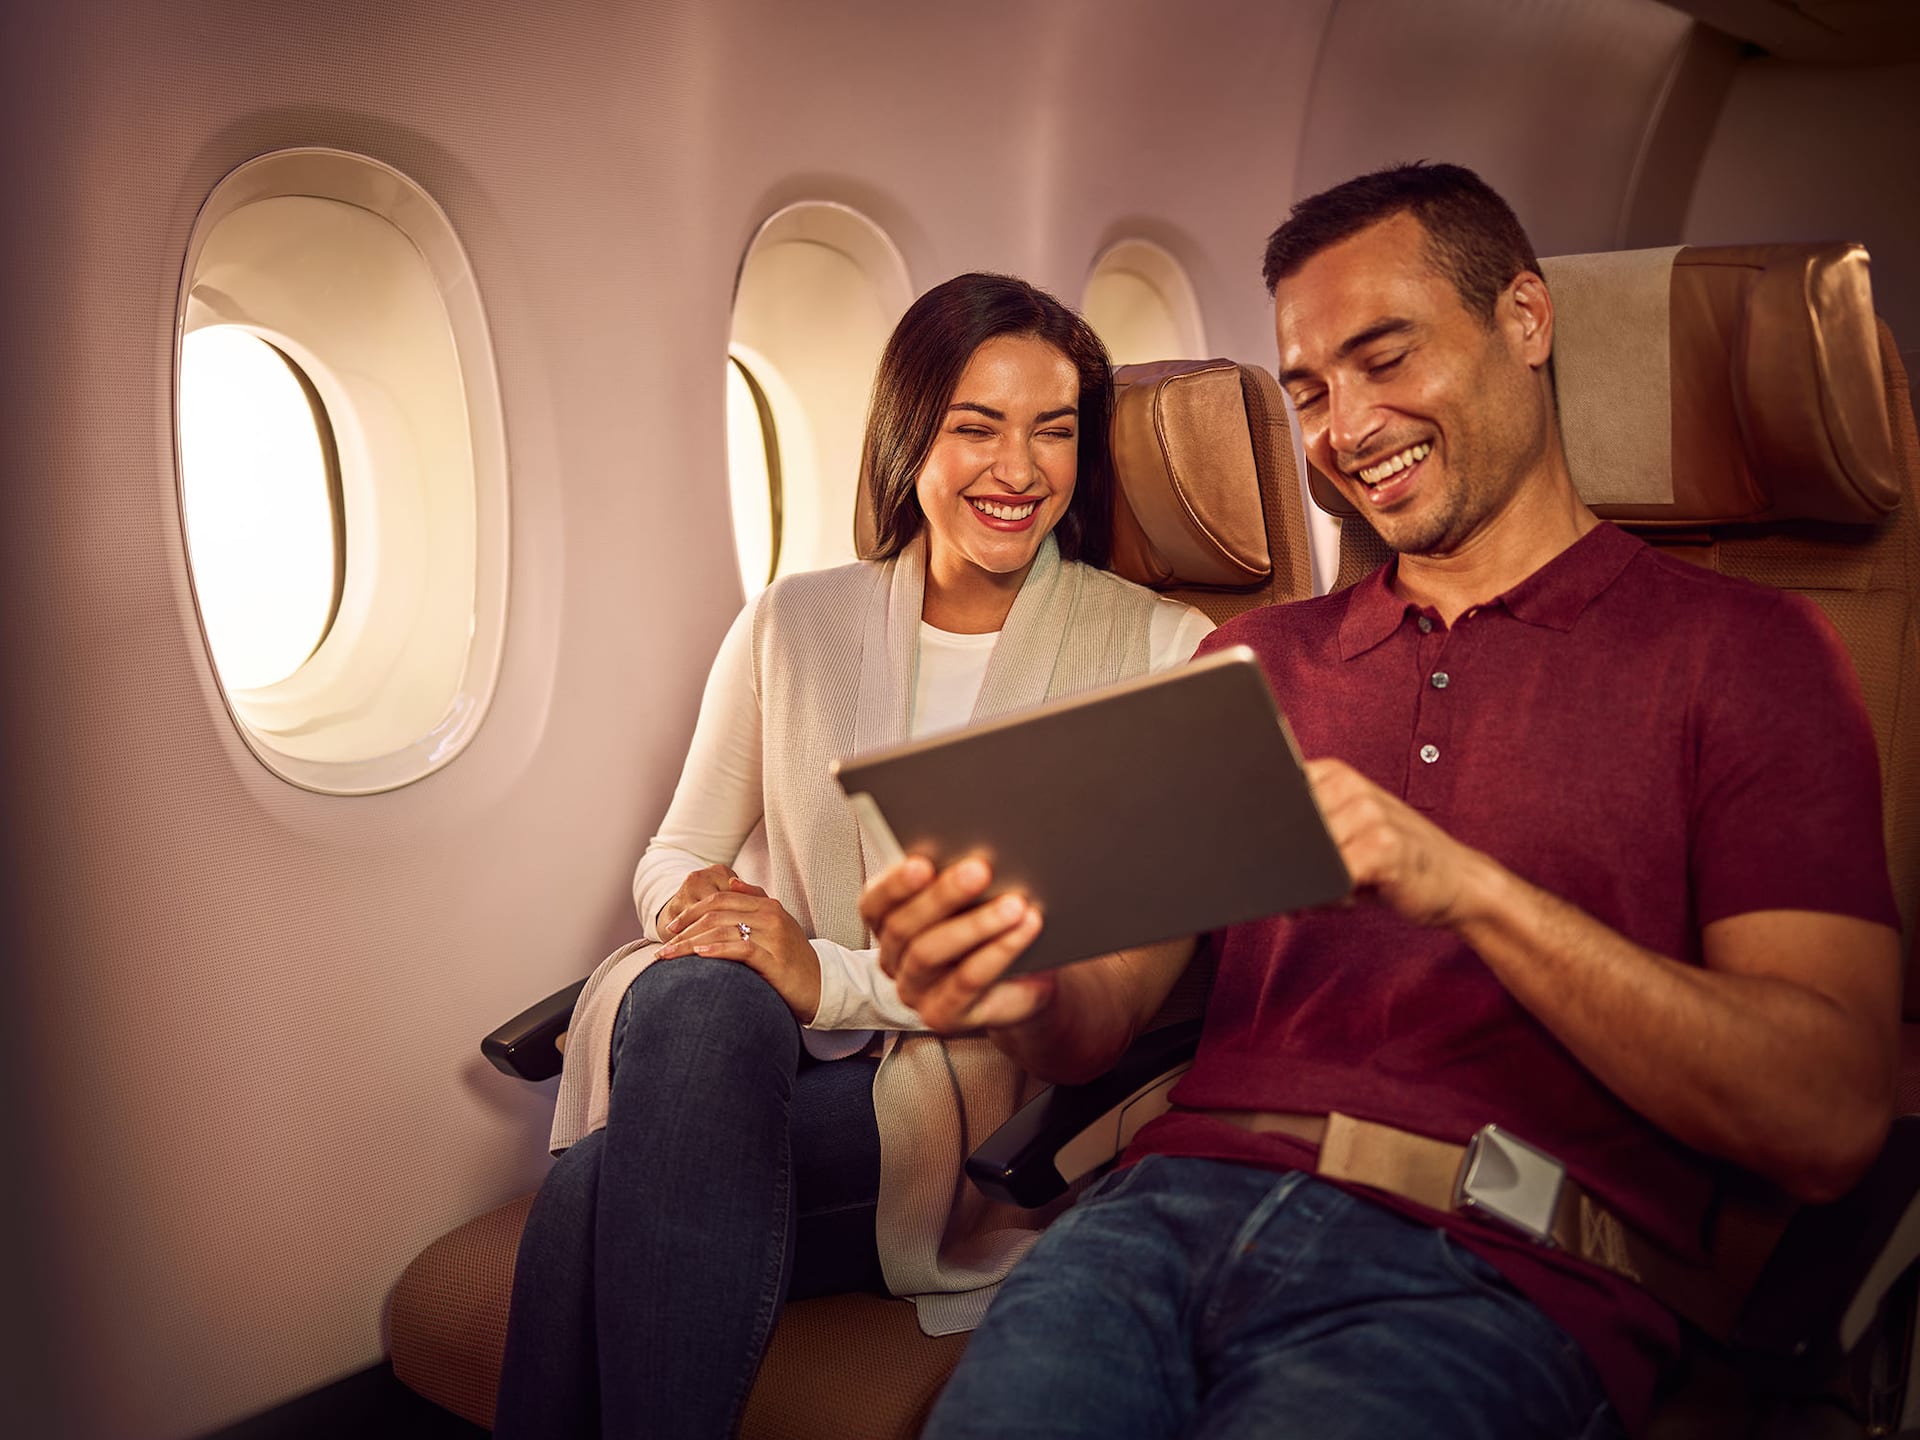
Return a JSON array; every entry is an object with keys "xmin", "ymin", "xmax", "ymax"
[{"xmin": 1190, "ymin": 1108, "xmax": 1752, "ymax": 1337}]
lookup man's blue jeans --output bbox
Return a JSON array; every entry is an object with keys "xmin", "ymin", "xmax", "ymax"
[
  {"xmin": 925, "ymin": 1155, "xmax": 1622, "ymax": 1440},
  {"xmin": 493, "ymin": 957, "xmax": 884, "ymax": 1439}
]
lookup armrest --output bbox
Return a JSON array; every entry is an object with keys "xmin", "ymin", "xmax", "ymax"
[
  {"xmin": 1730, "ymin": 1114, "xmax": 1920, "ymax": 1390},
  {"xmin": 966, "ymin": 1019, "xmax": 1203, "ymax": 1208},
  {"xmin": 481, "ymin": 978, "xmax": 588, "ymax": 1082}
]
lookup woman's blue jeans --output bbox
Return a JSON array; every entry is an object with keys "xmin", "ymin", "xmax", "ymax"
[
  {"xmin": 924, "ymin": 1155, "xmax": 1623, "ymax": 1440},
  {"xmin": 493, "ymin": 956, "xmax": 885, "ymax": 1439}
]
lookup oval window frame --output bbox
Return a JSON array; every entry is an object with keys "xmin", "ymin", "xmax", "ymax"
[
  {"xmin": 728, "ymin": 201, "xmax": 913, "ymax": 588},
  {"xmin": 1082, "ymin": 237, "xmax": 1209, "ymax": 364},
  {"xmin": 173, "ymin": 147, "xmax": 509, "ymax": 796}
]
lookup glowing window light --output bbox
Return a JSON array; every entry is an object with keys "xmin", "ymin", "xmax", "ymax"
[
  {"xmin": 725, "ymin": 356, "xmax": 783, "ymax": 598},
  {"xmin": 180, "ymin": 327, "xmax": 344, "ymax": 690},
  {"xmin": 1083, "ymin": 268, "xmax": 1186, "ymax": 367}
]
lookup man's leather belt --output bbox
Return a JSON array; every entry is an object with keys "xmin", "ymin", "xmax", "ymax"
[{"xmin": 1182, "ymin": 1106, "xmax": 1737, "ymax": 1335}]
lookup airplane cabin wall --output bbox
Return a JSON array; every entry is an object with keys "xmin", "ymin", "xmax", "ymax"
[
  {"xmin": 0, "ymin": 1, "xmax": 1909, "ymax": 1436},
  {"xmin": 1681, "ymin": 56, "xmax": 1920, "ymax": 389},
  {"xmin": 1293, "ymin": 0, "xmax": 1698, "ymax": 254}
]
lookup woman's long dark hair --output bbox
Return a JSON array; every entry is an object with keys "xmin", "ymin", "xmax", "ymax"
[{"xmin": 860, "ymin": 273, "xmax": 1114, "ymax": 568}]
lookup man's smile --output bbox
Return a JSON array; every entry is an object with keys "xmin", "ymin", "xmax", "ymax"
[{"xmin": 1355, "ymin": 441, "xmax": 1432, "ymax": 487}]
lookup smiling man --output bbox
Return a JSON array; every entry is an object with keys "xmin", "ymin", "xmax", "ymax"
[{"xmin": 859, "ymin": 163, "xmax": 1902, "ymax": 1438}]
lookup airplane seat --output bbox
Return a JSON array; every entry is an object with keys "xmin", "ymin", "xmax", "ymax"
[
  {"xmin": 1105, "ymin": 357, "xmax": 1316, "ymax": 623},
  {"xmin": 1313, "ymin": 240, "xmax": 1920, "ymax": 1437},
  {"xmin": 387, "ymin": 355, "xmax": 1317, "ymax": 1436}
]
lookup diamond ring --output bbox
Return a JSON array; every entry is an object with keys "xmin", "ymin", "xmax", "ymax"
[{"xmin": 738, "ymin": 922, "xmax": 752, "ymax": 942}]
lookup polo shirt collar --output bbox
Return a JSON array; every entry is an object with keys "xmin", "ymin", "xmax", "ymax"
[
  {"xmin": 1338, "ymin": 522, "xmax": 1643, "ymax": 659},
  {"xmin": 1337, "ymin": 562, "xmax": 1413, "ymax": 659}
]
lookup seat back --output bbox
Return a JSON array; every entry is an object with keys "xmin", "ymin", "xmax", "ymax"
[
  {"xmin": 1310, "ymin": 243, "xmax": 1920, "ymax": 1031},
  {"xmin": 1105, "ymin": 357, "xmax": 1318, "ymax": 1029}
]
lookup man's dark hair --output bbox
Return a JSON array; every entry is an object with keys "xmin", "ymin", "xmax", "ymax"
[
  {"xmin": 1261, "ymin": 162, "xmax": 1542, "ymax": 323},
  {"xmin": 861, "ymin": 272, "xmax": 1113, "ymax": 567}
]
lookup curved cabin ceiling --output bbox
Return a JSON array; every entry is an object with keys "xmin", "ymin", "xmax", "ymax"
[{"xmin": 1660, "ymin": 0, "xmax": 1920, "ymax": 63}]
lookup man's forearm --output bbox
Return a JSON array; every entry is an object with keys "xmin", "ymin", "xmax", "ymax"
[
  {"xmin": 1454, "ymin": 854, "xmax": 1898, "ymax": 1202},
  {"xmin": 988, "ymin": 938, "xmax": 1196, "ymax": 1086}
]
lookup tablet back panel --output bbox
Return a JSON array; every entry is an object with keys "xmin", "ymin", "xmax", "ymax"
[{"xmin": 833, "ymin": 647, "xmax": 1351, "ymax": 974}]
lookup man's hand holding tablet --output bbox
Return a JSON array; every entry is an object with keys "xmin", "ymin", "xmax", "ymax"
[{"xmin": 836, "ymin": 647, "xmax": 1351, "ymax": 1036}]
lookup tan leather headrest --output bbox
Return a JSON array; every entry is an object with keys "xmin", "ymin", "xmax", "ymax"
[
  {"xmin": 1108, "ymin": 359, "xmax": 1274, "ymax": 589},
  {"xmin": 1305, "ymin": 242, "xmax": 1899, "ymax": 528}
]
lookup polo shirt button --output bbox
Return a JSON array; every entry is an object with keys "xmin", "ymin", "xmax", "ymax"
[
  {"xmin": 1419, "ymin": 743, "xmax": 1440, "ymax": 764},
  {"xmin": 1416, "ymin": 616, "xmax": 1434, "ymax": 634},
  {"xmin": 1431, "ymin": 671, "xmax": 1450, "ymax": 689}
]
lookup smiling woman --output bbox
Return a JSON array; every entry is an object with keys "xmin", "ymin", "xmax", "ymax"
[
  {"xmin": 862, "ymin": 276, "xmax": 1117, "ymax": 581},
  {"xmin": 495, "ymin": 271, "xmax": 1214, "ymax": 1440},
  {"xmin": 911, "ymin": 334, "xmax": 1081, "ymax": 633}
]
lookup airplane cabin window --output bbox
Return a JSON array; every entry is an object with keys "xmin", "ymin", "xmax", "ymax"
[
  {"xmin": 725, "ymin": 355, "xmax": 783, "ymax": 597},
  {"xmin": 1083, "ymin": 238, "xmax": 1208, "ymax": 365},
  {"xmin": 178, "ymin": 328, "xmax": 345, "ymax": 690},
  {"xmin": 174, "ymin": 148, "xmax": 508, "ymax": 795},
  {"xmin": 729, "ymin": 202, "xmax": 912, "ymax": 587}
]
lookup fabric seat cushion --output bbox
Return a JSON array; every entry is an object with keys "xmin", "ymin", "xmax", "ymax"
[{"xmin": 388, "ymin": 1192, "xmax": 968, "ymax": 1438}]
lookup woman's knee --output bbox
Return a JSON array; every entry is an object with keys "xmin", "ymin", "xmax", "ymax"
[{"xmin": 616, "ymin": 956, "xmax": 797, "ymax": 1065}]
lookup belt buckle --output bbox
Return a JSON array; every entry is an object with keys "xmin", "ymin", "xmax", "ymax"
[{"xmin": 1453, "ymin": 1125, "xmax": 1566, "ymax": 1247}]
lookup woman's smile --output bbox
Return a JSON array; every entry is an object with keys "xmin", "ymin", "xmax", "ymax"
[
  {"xmin": 965, "ymin": 493, "xmax": 1044, "ymax": 527},
  {"xmin": 915, "ymin": 332, "xmax": 1080, "ymax": 631}
]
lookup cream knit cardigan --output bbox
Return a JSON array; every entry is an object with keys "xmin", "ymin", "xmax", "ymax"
[{"xmin": 549, "ymin": 534, "xmax": 1159, "ymax": 1334}]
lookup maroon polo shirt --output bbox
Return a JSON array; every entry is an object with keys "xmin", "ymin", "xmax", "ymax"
[{"xmin": 1129, "ymin": 522, "xmax": 1898, "ymax": 1433}]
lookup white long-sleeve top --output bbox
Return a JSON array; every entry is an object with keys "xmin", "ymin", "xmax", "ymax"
[{"xmin": 633, "ymin": 590, "xmax": 1215, "ymax": 1058}]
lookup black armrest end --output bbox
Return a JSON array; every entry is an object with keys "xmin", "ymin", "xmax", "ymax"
[
  {"xmin": 482, "ymin": 978, "xmax": 589, "ymax": 1082},
  {"xmin": 1730, "ymin": 1114, "xmax": 1920, "ymax": 1391}
]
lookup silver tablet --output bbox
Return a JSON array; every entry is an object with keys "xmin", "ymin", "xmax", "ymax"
[{"xmin": 830, "ymin": 645, "xmax": 1351, "ymax": 975}]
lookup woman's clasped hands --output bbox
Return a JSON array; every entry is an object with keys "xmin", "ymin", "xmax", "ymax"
[{"xmin": 656, "ymin": 864, "xmax": 821, "ymax": 1022}]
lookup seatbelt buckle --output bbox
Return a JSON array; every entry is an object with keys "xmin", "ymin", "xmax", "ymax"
[{"xmin": 1453, "ymin": 1125, "xmax": 1567, "ymax": 1246}]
